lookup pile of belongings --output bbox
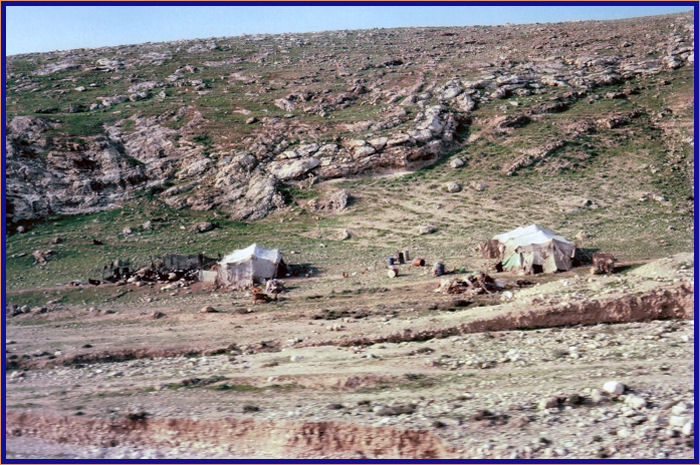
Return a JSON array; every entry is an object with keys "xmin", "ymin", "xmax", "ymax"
[
  {"xmin": 435, "ymin": 272, "xmax": 502, "ymax": 295},
  {"xmin": 265, "ymin": 279, "xmax": 286, "ymax": 299},
  {"xmin": 252, "ymin": 286, "xmax": 272, "ymax": 303},
  {"xmin": 95, "ymin": 254, "xmax": 218, "ymax": 285},
  {"xmin": 102, "ymin": 259, "xmax": 131, "ymax": 283},
  {"xmin": 156, "ymin": 253, "xmax": 218, "ymax": 282}
]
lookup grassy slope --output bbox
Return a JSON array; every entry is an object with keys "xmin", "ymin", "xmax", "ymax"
[
  {"xmin": 6, "ymin": 67, "xmax": 693, "ymax": 294},
  {"xmin": 5, "ymin": 23, "xmax": 694, "ymax": 295}
]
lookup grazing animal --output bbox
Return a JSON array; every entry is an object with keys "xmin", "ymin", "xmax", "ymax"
[{"xmin": 592, "ymin": 252, "xmax": 615, "ymax": 275}]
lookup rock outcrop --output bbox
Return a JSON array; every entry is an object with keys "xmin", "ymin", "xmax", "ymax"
[{"xmin": 5, "ymin": 11, "xmax": 693, "ymax": 225}]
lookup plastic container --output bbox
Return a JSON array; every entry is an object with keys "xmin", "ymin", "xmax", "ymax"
[{"xmin": 433, "ymin": 262, "xmax": 445, "ymax": 276}]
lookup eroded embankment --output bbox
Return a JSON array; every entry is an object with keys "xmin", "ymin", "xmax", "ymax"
[
  {"xmin": 323, "ymin": 283, "xmax": 694, "ymax": 347},
  {"xmin": 5, "ymin": 347, "xmax": 218, "ymax": 371},
  {"xmin": 5, "ymin": 411, "xmax": 454, "ymax": 459},
  {"xmin": 7, "ymin": 340, "xmax": 277, "ymax": 370},
  {"xmin": 7, "ymin": 283, "xmax": 693, "ymax": 370}
]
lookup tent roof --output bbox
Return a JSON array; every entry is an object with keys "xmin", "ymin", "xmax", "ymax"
[
  {"xmin": 493, "ymin": 224, "xmax": 573, "ymax": 248},
  {"xmin": 220, "ymin": 243, "xmax": 281, "ymax": 265}
]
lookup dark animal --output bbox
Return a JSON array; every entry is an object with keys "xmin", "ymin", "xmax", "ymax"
[{"xmin": 592, "ymin": 252, "xmax": 615, "ymax": 275}]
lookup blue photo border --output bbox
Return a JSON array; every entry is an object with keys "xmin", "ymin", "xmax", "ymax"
[{"xmin": 1, "ymin": 1, "xmax": 698, "ymax": 463}]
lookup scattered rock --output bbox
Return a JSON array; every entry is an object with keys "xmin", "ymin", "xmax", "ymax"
[
  {"xmin": 307, "ymin": 189, "xmax": 350, "ymax": 213},
  {"xmin": 449, "ymin": 157, "xmax": 465, "ymax": 169},
  {"xmin": 669, "ymin": 416, "xmax": 690, "ymax": 428},
  {"xmin": 445, "ymin": 182, "xmax": 462, "ymax": 193},
  {"xmin": 625, "ymin": 394, "xmax": 647, "ymax": 410},
  {"xmin": 472, "ymin": 182, "xmax": 487, "ymax": 192},
  {"xmin": 373, "ymin": 404, "xmax": 415, "ymax": 416},
  {"xmin": 497, "ymin": 115, "xmax": 531, "ymax": 129},
  {"xmin": 681, "ymin": 421, "xmax": 694, "ymax": 436},
  {"xmin": 194, "ymin": 222, "xmax": 215, "ymax": 233},
  {"xmin": 602, "ymin": 381, "xmax": 626, "ymax": 395},
  {"xmin": 591, "ymin": 389, "xmax": 605, "ymax": 404},
  {"xmin": 32, "ymin": 249, "xmax": 54, "ymax": 264},
  {"xmin": 671, "ymin": 402, "xmax": 689, "ymax": 415},
  {"xmin": 417, "ymin": 224, "xmax": 437, "ymax": 235}
]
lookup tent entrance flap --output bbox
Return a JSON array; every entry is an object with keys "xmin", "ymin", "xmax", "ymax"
[{"xmin": 502, "ymin": 253, "xmax": 521, "ymax": 269}]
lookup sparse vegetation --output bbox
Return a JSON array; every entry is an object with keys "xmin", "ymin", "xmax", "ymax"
[{"xmin": 4, "ymin": 10, "xmax": 694, "ymax": 460}]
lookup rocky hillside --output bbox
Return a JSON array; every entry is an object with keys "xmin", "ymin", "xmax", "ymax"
[{"xmin": 5, "ymin": 11, "xmax": 694, "ymax": 226}]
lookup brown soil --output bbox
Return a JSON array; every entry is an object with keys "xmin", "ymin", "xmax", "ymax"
[
  {"xmin": 323, "ymin": 282, "xmax": 694, "ymax": 347},
  {"xmin": 5, "ymin": 254, "xmax": 695, "ymax": 459},
  {"xmin": 6, "ymin": 412, "xmax": 453, "ymax": 459},
  {"xmin": 8, "ymin": 280, "xmax": 691, "ymax": 371}
]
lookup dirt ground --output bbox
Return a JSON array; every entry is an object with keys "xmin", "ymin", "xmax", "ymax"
[{"xmin": 4, "ymin": 253, "xmax": 695, "ymax": 459}]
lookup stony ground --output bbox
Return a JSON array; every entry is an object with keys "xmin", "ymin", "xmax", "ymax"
[
  {"xmin": 4, "ymin": 253, "xmax": 695, "ymax": 459},
  {"xmin": 4, "ymin": 9, "xmax": 696, "ymax": 460}
]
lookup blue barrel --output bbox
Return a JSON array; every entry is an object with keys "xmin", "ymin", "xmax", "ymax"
[
  {"xmin": 434, "ymin": 262, "xmax": 445, "ymax": 276},
  {"xmin": 387, "ymin": 257, "xmax": 395, "ymax": 266}
]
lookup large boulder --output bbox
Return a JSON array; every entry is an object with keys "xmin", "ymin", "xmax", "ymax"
[
  {"xmin": 267, "ymin": 157, "xmax": 320, "ymax": 180},
  {"xmin": 416, "ymin": 105, "xmax": 446, "ymax": 134},
  {"xmin": 7, "ymin": 116, "xmax": 55, "ymax": 141},
  {"xmin": 439, "ymin": 79, "xmax": 464, "ymax": 101},
  {"xmin": 307, "ymin": 189, "xmax": 350, "ymax": 213},
  {"xmin": 232, "ymin": 174, "xmax": 282, "ymax": 220},
  {"xmin": 454, "ymin": 94, "xmax": 476, "ymax": 113}
]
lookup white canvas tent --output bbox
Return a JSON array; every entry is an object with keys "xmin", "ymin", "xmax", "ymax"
[
  {"xmin": 216, "ymin": 243, "xmax": 282, "ymax": 288},
  {"xmin": 492, "ymin": 224, "xmax": 576, "ymax": 274}
]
